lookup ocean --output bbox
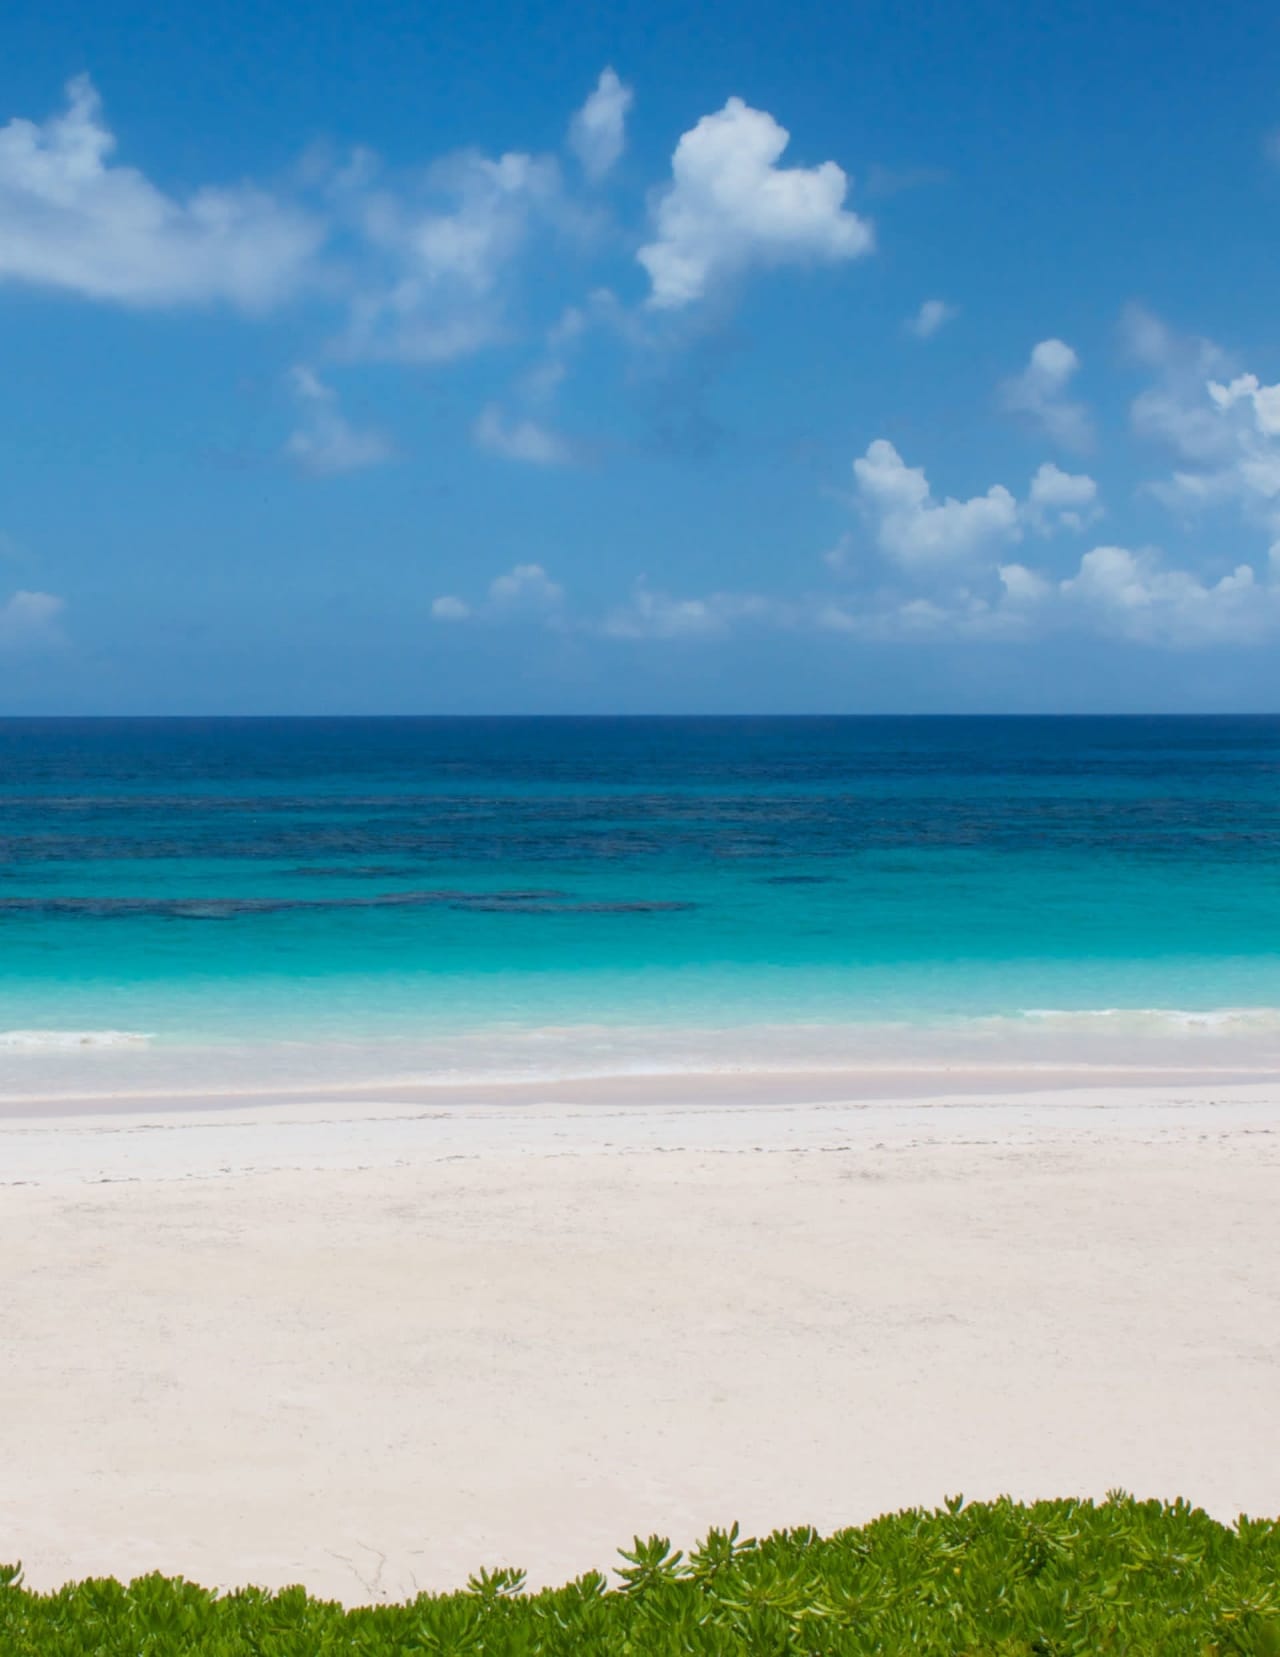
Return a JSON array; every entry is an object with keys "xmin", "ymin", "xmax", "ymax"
[{"xmin": 4, "ymin": 715, "xmax": 1280, "ymax": 1097}]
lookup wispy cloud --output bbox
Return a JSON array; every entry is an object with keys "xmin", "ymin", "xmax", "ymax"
[
  {"xmin": 284, "ymin": 366, "xmax": 392, "ymax": 475},
  {"xmin": 905, "ymin": 298, "xmax": 957, "ymax": 339},
  {"xmin": 600, "ymin": 583, "xmax": 787, "ymax": 638},
  {"xmin": 472, "ymin": 403, "xmax": 575, "ymax": 465},
  {"xmin": 336, "ymin": 146, "xmax": 567, "ymax": 363},
  {"xmin": 567, "ymin": 68, "xmax": 634, "ymax": 182},
  {"xmin": 431, "ymin": 563, "xmax": 565, "ymax": 624}
]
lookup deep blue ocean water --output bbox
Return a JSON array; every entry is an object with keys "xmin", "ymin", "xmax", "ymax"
[{"xmin": 3, "ymin": 716, "xmax": 1280, "ymax": 1084}]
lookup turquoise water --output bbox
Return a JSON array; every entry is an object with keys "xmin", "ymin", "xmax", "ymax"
[{"xmin": 3, "ymin": 717, "xmax": 1280, "ymax": 1084}]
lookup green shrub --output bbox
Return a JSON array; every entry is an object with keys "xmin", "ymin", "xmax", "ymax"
[{"xmin": 3, "ymin": 1495, "xmax": 1279, "ymax": 1653}]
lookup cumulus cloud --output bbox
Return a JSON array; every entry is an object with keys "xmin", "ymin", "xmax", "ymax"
[
  {"xmin": 1024, "ymin": 462, "xmax": 1101, "ymax": 534},
  {"xmin": 472, "ymin": 403, "xmax": 574, "ymax": 465},
  {"xmin": 999, "ymin": 338, "xmax": 1094, "ymax": 451},
  {"xmin": 430, "ymin": 595, "xmax": 471, "ymax": 621},
  {"xmin": 283, "ymin": 365, "xmax": 391, "ymax": 475},
  {"xmin": 1127, "ymin": 311, "xmax": 1280, "ymax": 549},
  {"xmin": 0, "ymin": 76, "xmax": 321, "ymax": 309},
  {"xmin": 905, "ymin": 298, "xmax": 956, "ymax": 339},
  {"xmin": 1, "ymin": 75, "xmax": 881, "ymax": 380},
  {"xmin": 637, "ymin": 98, "xmax": 873, "ymax": 309},
  {"xmin": 825, "ymin": 435, "xmax": 1279, "ymax": 646},
  {"xmin": 852, "ymin": 439, "xmax": 1021, "ymax": 568},
  {"xmin": 1060, "ymin": 545, "xmax": 1266, "ymax": 645},
  {"xmin": 567, "ymin": 68, "xmax": 634, "ymax": 182},
  {"xmin": 816, "ymin": 541, "xmax": 1273, "ymax": 648},
  {"xmin": 429, "ymin": 418, "xmax": 1280, "ymax": 649},
  {"xmin": 0, "ymin": 589, "xmax": 65, "ymax": 650},
  {"xmin": 998, "ymin": 561, "xmax": 1054, "ymax": 606},
  {"xmin": 1208, "ymin": 373, "xmax": 1280, "ymax": 438}
]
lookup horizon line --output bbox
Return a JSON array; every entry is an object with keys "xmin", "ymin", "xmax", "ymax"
[{"xmin": 2, "ymin": 711, "xmax": 1280, "ymax": 722}]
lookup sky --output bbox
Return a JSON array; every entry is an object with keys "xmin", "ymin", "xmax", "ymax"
[{"xmin": 1, "ymin": 0, "xmax": 1279, "ymax": 713}]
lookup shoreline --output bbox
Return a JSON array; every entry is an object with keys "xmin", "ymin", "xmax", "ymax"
[
  {"xmin": 6, "ymin": 990, "xmax": 1280, "ymax": 1136},
  {"xmin": 6, "ymin": 1042, "xmax": 1280, "ymax": 1113},
  {"xmin": 4, "ymin": 1073, "xmax": 1280, "ymax": 1182}
]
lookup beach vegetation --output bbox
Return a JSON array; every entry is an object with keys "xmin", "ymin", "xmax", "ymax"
[{"xmin": 3, "ymin": 1494, "xmax": 1280, "ymax": 1653}]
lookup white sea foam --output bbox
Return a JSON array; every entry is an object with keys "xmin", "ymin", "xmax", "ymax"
[
  {"xmin": 0, "ymin": 1029, "xmax": 154, "ymax": 1051},
  {"xmin": 4, "ymin": 1005, "xmax": 1280, "ymax": 1107},
  {"xmin": 1018, "ymin": 1006, "xmax": 1280, "ymax": 1033}
]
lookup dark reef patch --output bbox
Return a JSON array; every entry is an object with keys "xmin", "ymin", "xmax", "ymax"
[{"xmin": 0, "ymin": 889, "xmax": 695, "ymax": 920}]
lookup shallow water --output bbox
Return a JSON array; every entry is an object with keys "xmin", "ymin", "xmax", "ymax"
[{"xmin": 3, "ymin": 715, "xmax": 1280, "ymax": 1092}]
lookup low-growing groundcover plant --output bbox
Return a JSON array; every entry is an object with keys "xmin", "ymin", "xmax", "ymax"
[{"xmin": 3, "ymin": 1495, "xmax": 1279, "ymax": 1654}]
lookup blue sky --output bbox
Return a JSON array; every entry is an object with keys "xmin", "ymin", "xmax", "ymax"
[{"xmin": 2, "ymin": 0, "xmax": 1279, "ymax": 712}]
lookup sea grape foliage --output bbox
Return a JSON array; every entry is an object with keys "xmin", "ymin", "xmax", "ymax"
[{"xmin": 2, "ymin": 1495, "xmax": 1279, "ymax": 1654}]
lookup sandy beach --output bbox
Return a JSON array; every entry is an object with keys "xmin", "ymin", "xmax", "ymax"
[{"xmin": 3, "ymin": 1071, "xmax": 1278, "ymax": 1603}]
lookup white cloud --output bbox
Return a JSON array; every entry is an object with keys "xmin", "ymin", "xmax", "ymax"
[
  {"xmin": 1060, "ymin": 544, "xmax": 1266, "ymax": 645},
  {"xmin": 567, "ymin": 68, "xmax": 634, "ymax": 182},
  {"xmin": 284, "ymin": 365, "xmax": 391, "ymax": 475},
  {"xmin": 815, "ymin": 539, "xmax": 1274, "ymax": 648},
  {"xmin": 1024, "ymin": 461, "xmax": 1101, "ymax": 534},
  {"xmin": 827, "ymin": 434, "xmax": 1279, "ymax": 646},
  {"xmin": 905, "ymin": 298, "xmax": 956, "ymax": 339},
  {"xmin": 488, "ymin": 562, "xmax": 564, "ymax": 608},
  {"xmin": 852, "ymin": 439, "xmax": 1021, "ymax": 568},
  {"xmin": 815, "ymin": 587, "xmax": 1036, "ymax": 642},
  {"xmin": 409, "ymin": 152, "xmax": 559, "ymax": 288},
  {"xmin": 637, "ymin": 98, "xmax": 873, "ymax": 309},
  {"xmin": 341, "ymin": 148, "xmax": 564, "ymax": 361},
  {"xmin": 1125, "ymin": 307, "xmax": 1235, "ymax": 466},
  {"xmin": 0, "ymin": 76, "xmax": 321, "ymax": 309},
  {"xmin": 601, "ymin": 583, "xmax": 783, "ymax": 638},
  {"xmin": 841, "ymin": 447, "xmax": 1095, "ymax": 583},
  {"xmin": 1208, "ymin": 373, "xmax": 1280, "ymax": 437},
  {"xmin": 0, "ymin": 589, "xmax": 64, "ymax": 650},
  {"xmin": 473, "ymin": 403, "xmax": 574, "ymax": 465},
  {"xmin": 430, "ymin": 562, "xmax": 564, "ymax": 624},
  {"xmin": 998, "ymin": 562, "xmax": 1053, "ymax": 605},
  {"xmin": 999, "ymin": 338, "xmax": 1094, "ymax": 451},
  {"xmin": 1128, "ymin": 313, "xmax": 1280, "ymax": 548}
]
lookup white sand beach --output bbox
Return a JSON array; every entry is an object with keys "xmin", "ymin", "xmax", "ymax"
[{"xmin": 3, "ymin": 1071, "xmax": 1278, "ymax": 1602}]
